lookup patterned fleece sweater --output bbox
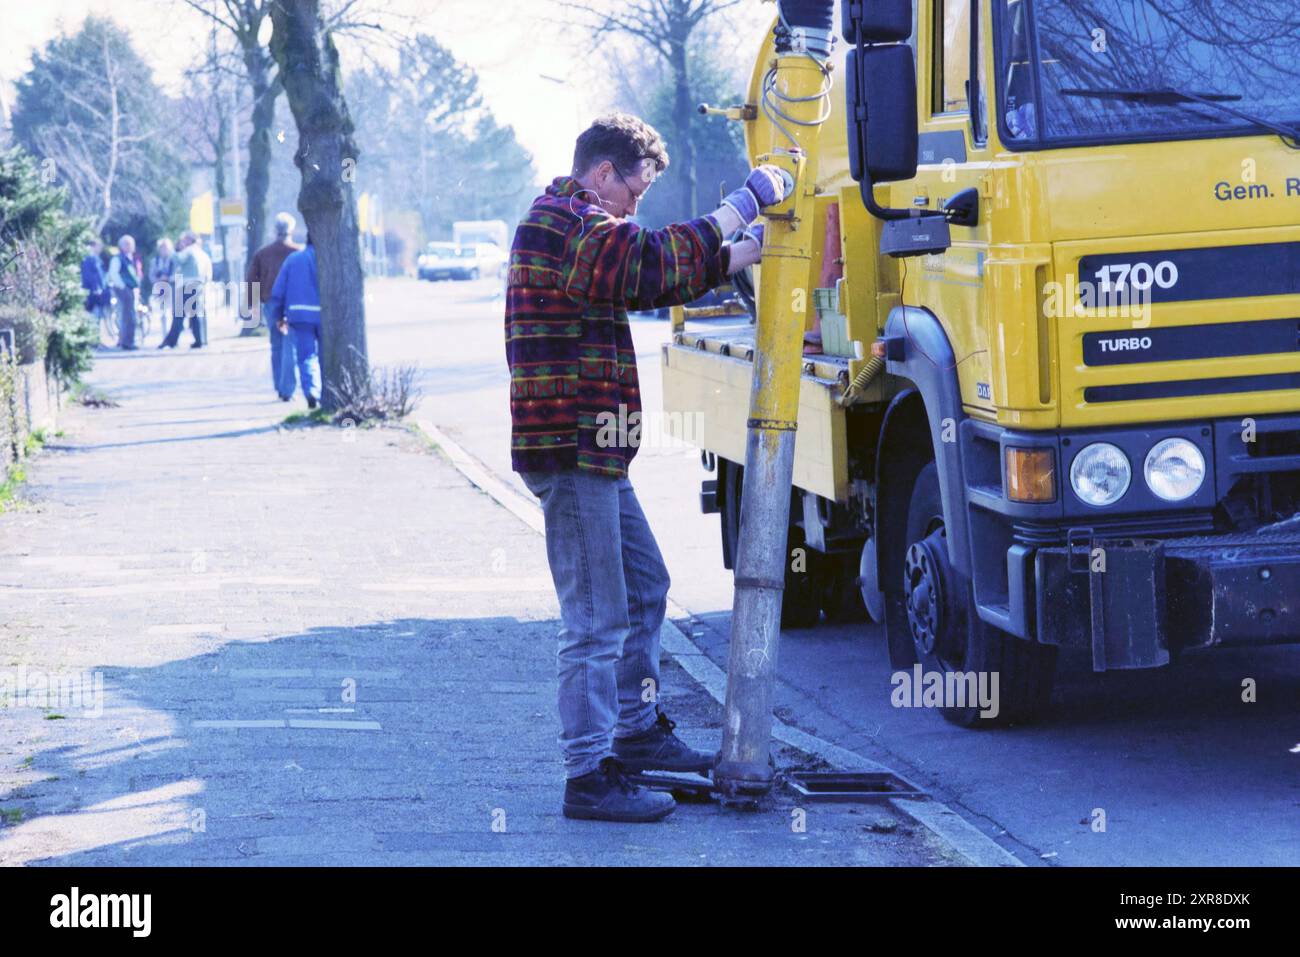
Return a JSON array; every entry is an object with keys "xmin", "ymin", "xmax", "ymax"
[{"xmin": 504, "ymin": 175, "xmax": 730, "ymax": 478}]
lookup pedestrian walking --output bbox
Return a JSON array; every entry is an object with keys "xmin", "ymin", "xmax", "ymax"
[
  {"xmin": 80, "ymin": 238, "xmax": 110, "ymax": 327},
  {"xmin": 105, "ymin": 235, "xmax": 140, "ymax": 350},
  {"xmin": 505, "ymin": 113, "xmax": 778, "ymax": 822},
  {"xmin": 265, "ymin": 234, "xmax": 322, "ymax": 409},
  {"xmin": 246, "ymin": 213, "xmax": 302, "ymax": 400},
  {"xmin": 175, "ymin": 231, "xmax": 212, "ymax": 348}
]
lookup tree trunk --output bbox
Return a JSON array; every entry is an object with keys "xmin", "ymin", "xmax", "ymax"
[
  {"xmin": 242, "ymin": 49, "xmax": 279, "ymax": 255},
  {"xmin": 269, "ymin": 0, "xmax": 368, "ymax": 413},
  {"xmin": 668, "ymin": 38, "xmax": 698, "ymax": 219}
]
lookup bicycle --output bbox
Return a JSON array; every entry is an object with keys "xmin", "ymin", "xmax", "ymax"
[{"xmin": 100, "ymin": 289, "xmax": 153, "ymax": 346}]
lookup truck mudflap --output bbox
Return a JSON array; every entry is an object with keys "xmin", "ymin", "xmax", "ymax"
[{"xmin": 1034, "ymin": 529, "xmax": 1300, "ymax": 671}]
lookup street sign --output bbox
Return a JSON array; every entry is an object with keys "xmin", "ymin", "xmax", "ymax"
[{"xmin": 190, "ymin": 192, "xmax": 214, "ymax": 235}]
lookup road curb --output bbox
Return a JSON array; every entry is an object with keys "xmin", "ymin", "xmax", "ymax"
[{"xmin": 414, "ymin": 418, "xmax": 1025, "ymax": 867}]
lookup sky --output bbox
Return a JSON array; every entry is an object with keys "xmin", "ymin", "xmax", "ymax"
[{"xmin": 0, "ymin": 0, "xmax": 775, "ymax": 181}]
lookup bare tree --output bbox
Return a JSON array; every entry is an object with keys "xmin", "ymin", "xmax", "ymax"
[
  {"xmin": 177, "ymin": 40, "xmax": 249, "ymax": 272},
  {"xmin": 556, "ymin": 0, "xmax": 743, "ymax": 217},
  {"xmin": 29, "ymin": 31, "xmax": 157, "ymax": 234},
  {"xmin": 176, "ymin": 0, "xmax": 383, "ymax": 255},
  {"xmin": 268, "ymin": 0, "xmax": 368, "ymax": 413},
  {"xmin": 176, "ymin": 0, "xmax": 282, "ymax": 255}
]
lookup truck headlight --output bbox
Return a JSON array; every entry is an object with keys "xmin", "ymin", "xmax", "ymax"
[
  {"xmin": 1069, "ymin": 443, "xmax": 1131, "ymax": 507},
  {"xmin": 1144, "ymin": 438, "xmax": 1205, "ymax": 502}
]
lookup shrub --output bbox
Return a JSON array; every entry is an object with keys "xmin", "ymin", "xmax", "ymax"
[{"xmin": 324, "ymin": 359, "xmax": 423, "ymax": 425}]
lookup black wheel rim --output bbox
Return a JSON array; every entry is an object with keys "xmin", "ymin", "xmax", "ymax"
[{"xmin": 902, "ymin": 522, "xmax": 967, "ymax": 672}]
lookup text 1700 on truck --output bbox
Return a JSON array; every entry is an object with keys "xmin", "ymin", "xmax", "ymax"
[{"xmin": 663, "ymin": 0, "xmax": 1300, "ymax": 724}]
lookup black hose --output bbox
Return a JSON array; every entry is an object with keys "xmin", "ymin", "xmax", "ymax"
[
  {"xmin": 776, "ymin": 0, "xmax": 835, "ymax": 57},
  {"xmin": 777, "ymin": 0, "xmax": 834, "ymax": 31}
]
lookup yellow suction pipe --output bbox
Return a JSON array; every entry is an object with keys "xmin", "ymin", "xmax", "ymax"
[{"xmin": 715, "ymin": 49, "xmax": 830, "ymax": 801}]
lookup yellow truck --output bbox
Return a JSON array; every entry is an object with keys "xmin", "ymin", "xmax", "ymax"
[{"xmin": 664, "ymin": 0, "xmax": 1300, "ymax": 724}]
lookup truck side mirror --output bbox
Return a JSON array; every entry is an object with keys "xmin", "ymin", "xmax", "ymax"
[
  {"xmin": 846, "ymin": 44, "xmax": 919, "ymax": 184},
  {"xmin": 843, "ymin": 3, "xmax": 949, "ymax": 256}
]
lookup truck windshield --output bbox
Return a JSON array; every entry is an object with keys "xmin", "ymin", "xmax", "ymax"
[{"xmin": 997, "ymin": 0, "xmax": 1300, "ymax": 147}]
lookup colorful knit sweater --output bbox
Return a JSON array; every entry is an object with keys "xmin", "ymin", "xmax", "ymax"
[{"xmin": 505, "ymin": 176, "xmax": 729, "ymax": 478}]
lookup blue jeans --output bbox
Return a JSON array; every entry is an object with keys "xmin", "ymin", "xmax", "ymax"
[
  {"xmin": 519, "ymin": 469, "xmax": 669, "ymax": 778},
  {"xmin": 286, "ymin": 322, "xmax": 321, "ymax": 401},
  {"xmin": 115, "ymin": 291, "xmax": 137, "ymax": 348},
  {"xmin": 267, "ymin": 307, "xmax": 296, "ymax": 398}
]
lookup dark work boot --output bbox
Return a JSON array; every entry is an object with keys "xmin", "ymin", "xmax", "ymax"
[
  {"xmin": 562, "ymin": 757, "xmax": 675, "ymax": 822},
  {"xmin": 613, "ymin": 710, "xmax": 716, "ymax": 774}
]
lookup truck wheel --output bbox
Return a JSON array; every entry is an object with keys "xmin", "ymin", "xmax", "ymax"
[
  {"xmin": 720, "ymin": 459, "xmax": 820, "ymax": 629},
  {"xmin": 886, "ymin": 461, "xmax": 1055, "ymax": 726}
]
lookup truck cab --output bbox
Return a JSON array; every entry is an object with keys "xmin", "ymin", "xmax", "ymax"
[{"xmin": 662, "ymin": 0, "xmax": 1300, "ymax": 723}]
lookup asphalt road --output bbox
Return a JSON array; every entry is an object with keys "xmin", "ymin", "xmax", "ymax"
[{"xmin": 377, "ymin": 275, "xmax": 1300, "ymax": 867}]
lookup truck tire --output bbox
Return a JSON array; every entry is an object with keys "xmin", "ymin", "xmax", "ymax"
[
  {"xmin": 885, "ymin": 461, "xmax": 1055, "ymax": 726},
  {"xmin": 720, "ymin": 459, "xmax": 821, "ymax": 629}
]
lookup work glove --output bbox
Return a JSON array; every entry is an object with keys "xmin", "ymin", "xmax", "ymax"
[
  {"xmin": 741, "ymin": 223, "xmax": 765, "ymax": 247},
  {"xmin": 721, "ymin": 165, "xmax": 791, "ymax": 224}
]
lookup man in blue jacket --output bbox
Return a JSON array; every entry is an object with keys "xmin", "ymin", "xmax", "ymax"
[
  {"xmin": 265, "ymin": 236, "xmax": 322, "ymax": 409},
  {"xmin": 79, "ymin": 238, "xmax": 109, "ymax": 324}
]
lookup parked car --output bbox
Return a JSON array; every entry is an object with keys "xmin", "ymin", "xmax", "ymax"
[
  {"xmin": 416, "ymin": 243, "xmax": 476, "ymax": 281},
  {"xmin": 417, "ymin": 242, "xmax": 506, "ymax": 281}
]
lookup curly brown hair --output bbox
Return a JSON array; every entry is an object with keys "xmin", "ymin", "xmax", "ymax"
[{"xmin": 571, "ymin": 113, "xmax": 670, "ymax": 178}]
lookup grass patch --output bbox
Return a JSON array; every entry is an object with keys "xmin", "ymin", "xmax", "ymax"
[
  {"xmin": 69, "ymin": 383, "xmax": 118, "ymax": 408},
  {"xmin": 281, "ymin": 407, "xmax": 333, "ymax": 427},
  {"xmin": 1, "ymin": 427, "xmax": 51, "ymax": 512},
  {"xmin": 405, "ymin": 422, "xmax": 449, "ymax": 463},
  {"xmin": 44, "ymin": 713, "xmax": 65, "ymax": 720},
  {"xmin": 0, "ymin": 808, "xmax": 24, "ymax": 826},
  {"xmin": 22, "ymin": 428, "xmax": 46, "ymax": 457},
  {"xmin": 0, "ymin": 462, "xmax": 28, "ymax": 513}
]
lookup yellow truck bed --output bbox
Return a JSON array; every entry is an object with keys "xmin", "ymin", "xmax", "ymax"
[{"xmin": 661, "ymin": 321, "xmax": 852, "ymax": 502}]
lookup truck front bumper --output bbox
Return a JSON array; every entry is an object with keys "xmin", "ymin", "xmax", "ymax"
[{"xmin": 1033, "ymin": 528, "xmax": 1300, "ymax": 670}]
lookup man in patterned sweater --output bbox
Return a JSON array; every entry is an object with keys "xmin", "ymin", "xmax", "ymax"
[{"xmin": 506, "ymin": 113, "xmax": 787, "ymax": 822}]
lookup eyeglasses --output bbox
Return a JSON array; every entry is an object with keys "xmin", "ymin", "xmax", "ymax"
[{"xmin": 614, "ymin": 162, "xmax": 655, "ymax": 201}]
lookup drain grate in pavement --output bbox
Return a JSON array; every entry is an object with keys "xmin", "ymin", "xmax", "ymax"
[{"xmin": 784, "ymin": 770, "xmax": 928, "ymax": 802}]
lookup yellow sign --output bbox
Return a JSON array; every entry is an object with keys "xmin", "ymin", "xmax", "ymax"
[
  {"xmin": 358, "ymin": 192, "xmax": 384, "ymax": 237},
  {"xmin": 220, "ymin": 198, "xmax": 246, "ymax": 217},
  {"xmin": 190, "ymin": 191, "xmax": 214, "ymax": 235}
]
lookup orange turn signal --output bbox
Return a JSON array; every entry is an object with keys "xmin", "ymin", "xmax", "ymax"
[{"xmin": 1005, "ymin": 448, "xmax": 1055, "ymax": 503}]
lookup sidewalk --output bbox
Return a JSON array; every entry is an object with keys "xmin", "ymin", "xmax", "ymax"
[{"xmin": 0, "ymin": 335, "xmax": 941, "ymax": 865}]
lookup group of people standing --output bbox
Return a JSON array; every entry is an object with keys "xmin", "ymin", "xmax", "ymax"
[
  {"xmin": 80, "ymin": 232, "xmax": 212, "ymax": 351},
  {"xmin": 78, "ymin": 211, "xmax": 322, "ymax": 408}
]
